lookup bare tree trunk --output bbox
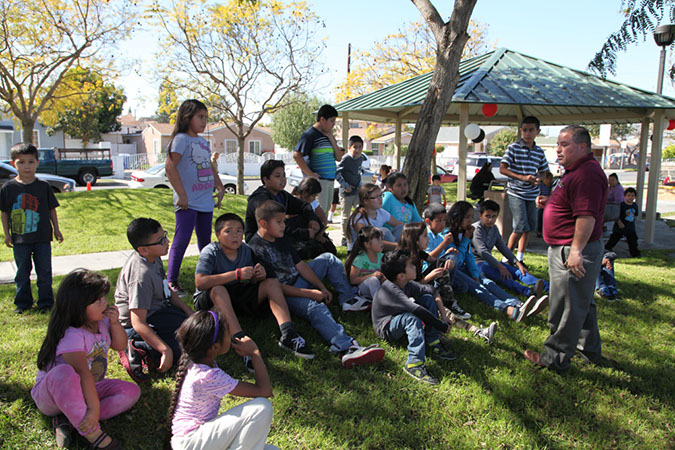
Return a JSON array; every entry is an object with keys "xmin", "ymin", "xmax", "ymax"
[
  {"xmin": 20, "ymin": 117, "xmax": 36, "ymax": 144},
  {"xmin": 237, "ymin": 134, "xmax": 245, "ymax": 195},
  {"xmin": 404, "ymin": 0, "xmax": 477, "ymax": 209}
]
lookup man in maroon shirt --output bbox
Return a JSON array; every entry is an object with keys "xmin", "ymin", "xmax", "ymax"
[{"xmin": 524, "ymin": 125, "xmax": 607, "ymax": 372}]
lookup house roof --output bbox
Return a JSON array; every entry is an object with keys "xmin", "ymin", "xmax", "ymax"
[
  {"xmin": 119, "ymin": 114, "xmax": 141, "ymax": 127},
  {"xmin": 334, "ymin": 48, "xmax": 675, "ymax": 126},
  {"xmin": 146, "ymin": 122, "xmax": 174, "ymax": 136}
]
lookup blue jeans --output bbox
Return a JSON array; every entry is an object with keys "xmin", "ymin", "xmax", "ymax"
[
  {"xmin": 125, "ymin": 305, "xmax": 188, "ymax": 364},
  {"xmin": 509, "ymin": 194, "xmax": 537, "ymax": 233},
  {"xmin": 13, "ymin": 242, "xmax": 53, "ymax": 309},
  {"xmin": 477, "ymin": 262, "xmax": 548, "ymax": 296},
  {"xmin": 595, "ymin": 266, "xmax": 618, "ymax": 297},
  {"xmin": 385, "ymin": 294, "xmax": 440, "ymax": 366},
  {"xmin": 286, "ymin": 253, "xmax": 355, "ymax": 352},
  {"xmin": 454, "ymin": 269, "xmax": 522, "ymax": 313}
]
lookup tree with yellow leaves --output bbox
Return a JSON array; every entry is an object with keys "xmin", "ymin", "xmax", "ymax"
[
  {"xmin": 151, "ymin": 0, "xmax": 324, "ymax": 193},
  {"xmin": 335, "ymin": 17, "xmax": 492, "ymax": 102},
  {"xmin": 0, "ymin": 0, "xmax": 137, "ymax": 143}
]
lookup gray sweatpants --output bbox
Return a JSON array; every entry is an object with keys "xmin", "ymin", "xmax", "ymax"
[{"xmin": 540, "ymin": 240, "xmax": 603, "ymax": 371}]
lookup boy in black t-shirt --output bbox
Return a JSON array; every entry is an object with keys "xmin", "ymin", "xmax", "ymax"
[
  {"xmin": 0, "ymin": 143, "xmax": 63, "ymax": 314},
  {"xmin": 249, "ymin": 200, "xmax": 384, "ymax": 368},
  {"xmin": 194, "ymin": 213, "xmax": 313, "ymax": 360},
  {"xmin": 605, "ymin": 187, "xmax": 640, "ymax": 257}
]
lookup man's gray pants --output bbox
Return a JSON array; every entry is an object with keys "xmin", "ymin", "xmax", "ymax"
[{"xmin": 541, "ymin": 239, "xmax": 603, "ymax": 371}]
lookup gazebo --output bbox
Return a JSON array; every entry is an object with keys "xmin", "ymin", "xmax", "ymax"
[{"xmin": 334, "ymin": 48, "xmax": 675, "ymax": 245}]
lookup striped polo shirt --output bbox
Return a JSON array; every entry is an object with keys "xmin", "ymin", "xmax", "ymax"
[
  {"xmin": 294, "ymin": 126, "xmax": 337, "ymax": 180},
  {"xmin": 501, "ymin": 138, "xmax": 549, "ymax": 201}
]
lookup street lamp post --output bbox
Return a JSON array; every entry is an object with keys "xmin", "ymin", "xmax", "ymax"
[{"xmin": 645, "ymin": 24, "xmax": 675, "ymax": 244}]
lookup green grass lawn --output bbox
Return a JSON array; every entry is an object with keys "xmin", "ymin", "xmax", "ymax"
[
  {"xmin": 0, "ymin": 189, "xmax": 248, "ymax": 262},
  {"xmin": 1, "ymin": 248, "xmax": 674, "ymax": 449}
]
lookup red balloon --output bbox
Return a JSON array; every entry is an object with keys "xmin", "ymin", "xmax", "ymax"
[
  {"xmin": 482, "ymin": 103, "xmax": 498, "ymax": 117},
  {"xmin": 668, "ymin": 119, "xmax": 675, "ymax": 130}
]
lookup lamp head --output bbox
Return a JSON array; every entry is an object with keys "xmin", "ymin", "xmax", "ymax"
[{"xmin": 654, "ymin": 24, "xmax": 675, "ymax": 47}]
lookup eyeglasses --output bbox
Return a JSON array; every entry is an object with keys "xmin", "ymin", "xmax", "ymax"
[
  {"xmin": 142, "ymin": 231, "xmax": 169, "ymax": 247},
  {"xmin": 368, "ymin": 194, "xmax": 384, "ymax": 199}
]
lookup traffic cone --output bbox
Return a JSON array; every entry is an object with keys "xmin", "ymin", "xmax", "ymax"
[{"xmin": 86, "ymin": 182, "xmax": 92, "ymax": 191}]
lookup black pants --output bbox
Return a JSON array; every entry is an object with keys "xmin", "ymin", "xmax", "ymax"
[{"xmin": 605, "ymin": 228, "xmax": 640, "ymax": 257}]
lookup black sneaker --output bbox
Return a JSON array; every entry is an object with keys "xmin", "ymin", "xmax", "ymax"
[
  {"xmin": 38, "ymin": 305, "xmax": 52, "ymax": 314},
  {"xmin": 341, "ymin": 296, "xmax": 371, "ymax": 312},
  {"xmin": 13, "ymin": 306, "xmax": 29, "ymax": 314},
  {"xmin": 515, "ymin": 295, "xmax": 537, "ymax": 322},
  {"xmin": 52, "ymin": 414, "xmax": 75, "ymax": 448},
  {"xmin": 403, "ymin": 364, "xmax": 439, "ymax": 385},
  {"xmin": 429, "ymin": 342, "xmax": 457, "ymax": 361},
  {"xmin": 168, "ymin": 281, "xmax": 187, "ymax": 298},
  {"xmin": 449, "ymin": 300, "xmax": 471, "ymax": 320},
  {"xmin": 278, "ymin": 333, "xmax": 315, "ymax": 359}
]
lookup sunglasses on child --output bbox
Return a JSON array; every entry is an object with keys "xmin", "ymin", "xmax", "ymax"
[{"xmin": 142, "ymin": 231, "xmax": 169, "ymax": 247}]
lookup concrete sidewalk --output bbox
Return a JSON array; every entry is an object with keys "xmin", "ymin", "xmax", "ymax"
[{"xmin": 1, "ymin": 212, "xmax": 674, "ymax": 285}]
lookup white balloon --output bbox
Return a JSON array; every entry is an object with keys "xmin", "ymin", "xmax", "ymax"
[{"xmin": 464, "ymin": 123, "xmax": 480, "ymax": 140}]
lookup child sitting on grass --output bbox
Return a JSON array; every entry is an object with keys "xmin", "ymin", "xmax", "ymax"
[
  {"xmin": 115, "ymin": 218, "xmax": 195, "ymax": 383},
  {"xmin": 249, "ymin": 200, "xmax": 385, "ymax": 367},
  {"xmin": 372, "ymin": 250, "xmax": 457, "ymax": 385},
  {"xmin": 193, "ymin": 213, "xmax": 314, "ymax": 367},
  {"xmin": 32, "ymin": 269, "xmax": 140, "ymax": 449},
  {"xmin": 348, "ymin": 183, "xmax": 403, "ymax": 250},
  {"xmin": 288, "ymin": 176, "xmax": 337, "ymax": 257},
  {"xmin": 169, "ymin": 311, "xmax": 274, "ymax": 450},
  {"xmin": 345, "ymin": 226, "xmax": 387, "ymax": 301},
  {"xmin": 596, "ymin": 250, "xmax": 620, "ymax": 301},
  {"xmin": 382, "ymin": 172, "xmax": 423, "ymax": 228},
  {"xmin": 447, "ymin": 201, "xmax": 539, "ymax": 322},
  {"xmin": 472, "ymin": 200, "xmax": 549, "ymax": 314}
]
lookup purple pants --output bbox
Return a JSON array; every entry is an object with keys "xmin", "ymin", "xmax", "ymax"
[
  {"xmin": 168, "ymin": 209, "xmax": 213, "ymax": 282},
  {"xmin": 31, "ymin": 364, "xmax": 140, "ymax": 436}
]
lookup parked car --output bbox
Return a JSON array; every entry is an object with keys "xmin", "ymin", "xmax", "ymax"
[
  {"xmin": 432, "ymin": 165, "xmax": 457, "ymax": 183},
  {"xmin": 0, "ymin": 162, "xmax": 76, "ymax": 193},
  {"xmin": 449, "ymin": 154, "xmax": 506, "ymax": 181},
  {"xmin": 128, "ymin": 163, "xmax": 246, "ymax": 194},
  {"xmin": 35, "ymin": 148, "xmax": 113, "ymax": 186},
  {"xmin": 443, "ymin": 157, "xmax": 459, "ymax": 172},
  {"xmin": 547, "ymin": 160, "xmax": 564, "ymax": 177},
  {"xmin": 285, "ymin": 163, "xmax": 374, "ymax": 190}
]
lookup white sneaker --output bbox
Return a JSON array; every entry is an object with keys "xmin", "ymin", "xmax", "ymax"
[
  {"xmin": 341, "ymin": 344, "xmax": 385, "ymax": 368},
  {"xmin": 527, "ymin": 295, "xmax": 549, "ymax": 317},
  {"xmin": 341, "ymin": 296, "xmax": 371, "ymax": 312},
  {"xmin": 515, "ymin": 295, "xmax": 537, "ymax": 322}
]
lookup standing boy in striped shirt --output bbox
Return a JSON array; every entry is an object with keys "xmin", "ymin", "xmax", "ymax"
[
  {"xmin": 499, "ymin": 116, "xmax": 550, "ymax": 263},
  {"xmin": 294, "ymin": 105, "xmax": 345, "ymax": 213}
]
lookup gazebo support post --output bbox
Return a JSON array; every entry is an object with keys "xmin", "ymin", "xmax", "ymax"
[
  {"xmin": 341, "ymin": 112, "xmax": 350, "ymax": 154},
  {"xmin": 645, "ymin": 111, "xmax": 664, "ymax": 244},
  {"xmin": 636, "ymin": 117, "xmax": 650, "ymax": 220},
  {"xmin": 458, "ymin": 103, "xmax": 469, "ymax": 201},
  {"xmin": 394, "ymin": 116, "xmax": 402, "ymax": 170}
]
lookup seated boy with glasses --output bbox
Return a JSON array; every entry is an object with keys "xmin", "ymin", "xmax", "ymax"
[{"xmin": 114, "ymin": 218, "xmax": 195, "ymax": 383}]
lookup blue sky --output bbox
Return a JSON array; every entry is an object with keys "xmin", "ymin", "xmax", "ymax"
[{"xmin": 120, "ymin": 0, "xmax": 675, "ymax": 117}]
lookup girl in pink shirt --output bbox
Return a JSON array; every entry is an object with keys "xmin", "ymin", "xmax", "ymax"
[
  {"xmin": 169, "ymin": 311, "xmax": 275, "ymax": 450},
  {"xmin": 31, "ymin": 269, "xmax": 140, "ymax": 449}
]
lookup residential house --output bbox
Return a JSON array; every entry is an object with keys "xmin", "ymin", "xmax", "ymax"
[{"xmin": 0, "ymin": 119, "xmax": 65, "ymax": 160}]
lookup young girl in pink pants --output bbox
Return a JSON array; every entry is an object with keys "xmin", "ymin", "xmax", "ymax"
[{"xmin": 31, "ymin": 269, "xmax": 140, "ymax": 449}]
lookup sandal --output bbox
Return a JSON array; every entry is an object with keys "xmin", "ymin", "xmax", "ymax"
[
  {"xmin": 53, "ymin": 414, "xmax": 75, "ymax": 448},
  {"xmin": 90, "ymin": 432, "xmax": 122, "ymax": 450}
]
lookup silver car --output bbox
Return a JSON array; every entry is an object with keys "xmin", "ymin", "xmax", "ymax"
[{"xmin": 0, "ymin": 162, "xmax": 75, "ymax": 193}]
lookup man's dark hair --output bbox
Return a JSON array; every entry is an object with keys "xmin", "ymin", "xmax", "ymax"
[
  {"xmin": 624, "ymin": 187, "xmax": 637, "ymax": 196},
  {"xmin": 255, "ymin": 200, "xmax": 286, "ymax": 224},
  {"xmin": 608, "ymin": 173, "xmax": 619, "ymax": 181},
  {"xmin": 316, "ymin": 105, "xmax": 338, "ymax": 122},
  {"xmin": 348, "ymin": 135, "xmax": 363, "ymax": 147},
  {"xmin": 423, "ymin": 202, "xmax": 446, "ymax": 220},
  {"xmin": 560, "ymin": 125, "xmax": 592, "ymax": 150},
  {"xmin": 260, "ymin": 159, "xmax": 285, "ymax": 184},
  {"xmin": 520, "ymin": 116, "xmax": 540, "ymax": 129},
  {"xmin": 214, "ymin": 213, "xmax": 244, "ymax": 235},
  {"xmin": 127, "ymin": 218, "xmax": 162, "ymax": 250},
  {"xmin": 10, "ymin": 142, "xmax": 39, "ymax": 161},
  {"xmin": 431, "ymin": 174, "xmax": 441, "ymax": 182},
  {"xmin": 480, "ymin": 200, "xmax": 500, "ymax": 214},
  {"xmin": 381, "ymin": 250, "xmax": 411, "ymax": 282}
]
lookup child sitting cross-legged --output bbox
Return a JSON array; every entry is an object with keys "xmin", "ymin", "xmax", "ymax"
[
  {"xmin": 472, "ymin": 200, "xmax": 549, "ymax": 317},
  {"xmin": 348, "ymin": 183, "xmax": 403, "ymax": 251},
  {"xmin": 596, "ymin": 250, "xmax": 620, "ymax": 301},
  {"xmin": 193, "ymin": 213, "xmax": 314, "ymax": 370},
  {"xmin": 345, "ymin": 226, "xmax": 387, "ymax": 302},
  {"xmin": 372, "ymin": 250, "xmax": 457, "ymax": 385},
  {"xmin": 169, "ymin": 311, "xmax": 275, "ymax": 450},
  {"xmin": 248, "ymin": 200, "xmax": 385, "ymax": 367}
]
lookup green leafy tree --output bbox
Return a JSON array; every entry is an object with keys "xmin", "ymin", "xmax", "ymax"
[
  {"xmin": 0, "ymin": 0, "xmax": 137, "ymax": 143},
  {"xmin": 151, "ymin": 0, "xmax": 324, "ymax": 193},
  {"xmin": 43, "ymin": 68, "xmax": 125, "ymax": 147},
  {"xmin": 155, "ymin": 79, "xmax": 180, "ymax": 123},
  {"xmin": 487, "ymin": 127, "xmax": 517, "ymax": 157},
  {"xmin": 270, "ymin": 95, "xmax": 324, "ymax": 150},
  {"xmin": 586, "ymin": 123, "xmax": 638, "ymax": 140},
  {"xmin": 663, "ymin": 143, "xmax": 675, "ymax": 159},
  {"xmin": 588, "ymin": 1, "xmax": 675, "ymax": 82}
]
